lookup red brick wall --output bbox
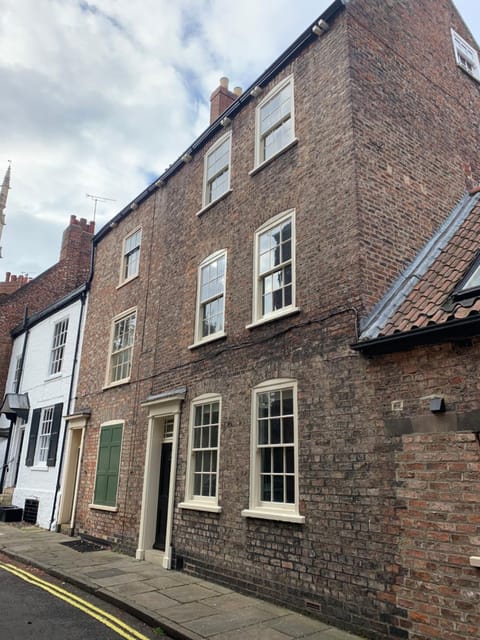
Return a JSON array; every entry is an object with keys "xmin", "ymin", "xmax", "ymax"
[
  {"xmin": 347, "ymin": 0, "xmax": 480, "ymax": 312},
  {"xmin": 72, "ymin": 1, "xmax": 480, "ymax": 638},
  {"xmin": 366, "ymin": 338, "xmax": 480, "ymax": 640},
  {"xmin": 395, "ymin": 432, "xmax": 480, "ymax": 640}
]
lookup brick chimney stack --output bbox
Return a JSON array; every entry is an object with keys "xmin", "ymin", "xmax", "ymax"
[
  {"xmin": 210, "ymin": 77, "xmax": 242, "ymax": 124},
  {"xmin": 59, "ymin": 215, "xmax": 95, "ymax": 288}
]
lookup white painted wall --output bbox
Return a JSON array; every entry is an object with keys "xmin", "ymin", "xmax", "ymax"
[
  {"xmin": 0, "ymin": 335, "xmax": 26, "ymax": 484},
  {"xmin": 3, "ymin": 296, "xmax": 86, "ymax": 529}
]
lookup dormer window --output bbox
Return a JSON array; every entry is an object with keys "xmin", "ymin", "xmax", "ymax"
[
  {"xmin": 451, "ymin": 29, "xmax": 480, "ymax": 82},
  {"xmin": 452, "ymin": 253, "xmax": 480, "ymax": 301}
]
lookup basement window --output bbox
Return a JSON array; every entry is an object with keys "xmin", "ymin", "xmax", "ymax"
[{"xmin": 451, "ymin": 29, "xmax": 480, "ymax": 82}]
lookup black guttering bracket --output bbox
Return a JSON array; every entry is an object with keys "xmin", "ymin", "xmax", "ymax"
[
  {"xmin": 351, "ymin": 314, "xmax": 480, "ymax": 356},
  {"xmin": 93, "ymin": 0, "xmax": 346, "ymax": 245}
]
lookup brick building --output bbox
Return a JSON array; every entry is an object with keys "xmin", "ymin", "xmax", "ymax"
[
  {"xmin": 0, "ymin": 215, "xmax": 94, "ymax": 490},
  {"xmin": 0, "ymin": 215, "xmax": 94, "ymax": 400},
  {"xmin": 70, "ymin": 1, "xmax": 480, "ymax": 638}
]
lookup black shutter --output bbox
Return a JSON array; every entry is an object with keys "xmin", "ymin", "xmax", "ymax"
[
  {"xmin": 47, "ymin": 403, "xmax": 63, "ymax": 467},
  {"xmin": 25, "ymin": 409, "xmax": 41, "ymax": 466}
]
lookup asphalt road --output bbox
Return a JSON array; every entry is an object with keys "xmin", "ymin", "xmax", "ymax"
[{"xmin": 0, "ymin": 556, "xmax": 170, "ymax": 640}]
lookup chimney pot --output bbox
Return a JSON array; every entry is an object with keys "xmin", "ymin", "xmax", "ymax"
[
  {"xmin": 233, "ymin": 86, "xmax": 242, "ymax": 96},
  {"xmin": 6, "ymin": 272, "xmax": 11, "ymax": 282},
  {"xmin": 70, "ymin": 214, "xmax": 77, "ymax": 225},
  {"xmin": 220, "ymin": 77, "xmax": 229, "ymax": 89}
]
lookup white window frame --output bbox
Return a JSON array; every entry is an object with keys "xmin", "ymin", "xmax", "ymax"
[
  {"xmin": 48, "ymin": 317, "xmax": 69, "ymax": 376},
  {"xmin": 34, "ymin": 406, "xmax": 55, "ymax": 467},
  {"xmin": 119, "ymin": 227, "xmax": 142, "ymax": 285},
  {"xmin": 191, "ymin": 250, "xmax": 227, "ymax": 347},
  {"xmin": 242, "ymin": 379, "xmax": 304, "ymax": 523},
  {"xmin": 105, "ymin": 308, "xmax": 137, "ymax": 387},
  {"xmin": 254, "ymin": 75, "xmax": 295, "ymax": 169},
  {"xmin": 248, "ymin": 209, "xmax": 298, "ymax": 328},
  {"xmin": 180, "ymin": 394, "xmax": 222, "ymax": 513},
  {"xmin": 451, "ymin": 29, "xmax": 480, "ymax": 81},
  {"xmin": 202, "ymin": 132, "xmax": 232, "ymax": 209}
]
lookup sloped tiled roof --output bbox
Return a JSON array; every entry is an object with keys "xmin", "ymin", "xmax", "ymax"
[{"xmin": 358, "ymin": 190, "xmax": 480, "ymax": 344}]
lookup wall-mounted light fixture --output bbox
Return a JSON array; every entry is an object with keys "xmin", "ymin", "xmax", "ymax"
[{"xmin": 429, "ymin": 397, "xmax": 445, "ymax": 413}]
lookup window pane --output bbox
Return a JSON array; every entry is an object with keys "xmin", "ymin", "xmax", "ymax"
[
  {"xmin": 270, "ymin": 392, "xmax": 281, "ymax": 416},
  {"xmin": 261, "ymin": 448, "xmax": 271, "ymax": 473},
  {"xmin": 258, "ymin": 419, "xmax": 268, "ymax": 444},
  {"xmin": 273, "ymin": 476, "xmax": 284, "ymax": 502},
  {"xmin": 206, "ymin": 138, "xmax": 230, "ymax": 204},
  {"xmin": 286, "ymin": 476, "xmax": 295, "ymax": 503},
  {"xmin": 256, "ymin": 385, "xmax": 296, "ymax": 508},
  {"xmin": 283, "ymin": 416, "xmax": 294, "ymax": 443},
  {"xmin": 286, "ymin": 447, "xmax": 294, "ymax": 473},
  {"xmin": 199, "ymin": 255, "xmax": 225, "ymax": 338},
  {"xmin": 271, "ymin": 419, "xmax": 281, "ymax": 444},
  {"xmin": 49, "ymin": 319, "xmax": 69, "ymax": 375},
  {"xmin": 190, "ymin": 401, "xmax": 220, "ymax": 499},
  {"xmin": 261, "ymin": 475, "xmax": 271, "ymax": 501},
  {"xmin": 273, "ymin": 447, "xmax": 283, "ymax": 472}
]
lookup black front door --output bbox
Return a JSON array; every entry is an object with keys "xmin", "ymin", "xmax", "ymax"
[{"xmin": 154, "ymin": 442, "xmax": 172, "ymax": 550}]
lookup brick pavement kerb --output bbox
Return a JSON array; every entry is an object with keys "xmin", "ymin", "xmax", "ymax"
[{"xmin": 0, "ymin": 523, "xmax": 364, "ymax": 640}]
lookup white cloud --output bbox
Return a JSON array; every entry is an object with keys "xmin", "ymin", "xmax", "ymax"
[{"xmin": 0, "ymin": 0, "xmax": 479, "ymax": 278}]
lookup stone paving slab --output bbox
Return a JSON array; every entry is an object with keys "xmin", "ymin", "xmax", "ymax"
[{"xmin": 0, "ymin": 523, "xmax": 365, "ymax": 640}]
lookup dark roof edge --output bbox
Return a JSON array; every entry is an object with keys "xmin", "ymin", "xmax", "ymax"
[
  {"xmin": 94, "ymin": 0, "xmax": 346, "ymax": 245},
  {"xmin": 352, "ymin": 313, "xmax": 480, "ymax": 356},
  {"xmin": 360, "ymin": 191, "xmax": 480, "ymax": 340},
  {"xmin": 11, "ymin": 283, "xmax": 88, "ymax": 338}
]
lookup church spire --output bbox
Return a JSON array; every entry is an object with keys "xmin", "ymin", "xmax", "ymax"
[{"xmin": 0, "ymin": 163, "xmax": 11, "ymax": 259}]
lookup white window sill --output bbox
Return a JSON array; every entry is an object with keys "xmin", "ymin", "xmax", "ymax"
[
  {"xmin": 32, "ymin": 465, "xmax": 49, "ymax": 472},
  {"xmin": 116, "ymin": 274, "xmax": 139, "ymax": 290},
  {"xmin": 45, "ymin": 372, "xmax": 62, "ymax": 381},
  {"xmin": 469, "ymin": 556, "xmax": 480, "ymax": 567},
  {"xmin": 188, "ymin": 332, "xmax": 227, "ymax": 350},
  {"xmin": 196, "ymin": 190, "xmax": 233, "ymax": 217},
  {"xmin": 249, "ymin": 138, "xmax": 299, "ymax": 177},
  {"xmin": 103, "ymin": 377, "xmax": 131, "ymax": 391},
  {"xmin": 246, "ymin": 307, "xmax": 300, "ymax": 330},
  {"xmin": 179, "ymin": 501, "xmax": 222, "ymax": 514},
  {"xmin": 241, "ymin": 508, "xmax": 305, "ymax": 524},
  {"xmin": 458, "ymin": 64, "xmax": 480, "ymax": 83},
  {"xmin": 89, "ymin": 503, "xmax": 119, "ymax": 512}
]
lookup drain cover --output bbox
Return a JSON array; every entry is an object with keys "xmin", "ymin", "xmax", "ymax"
[{"xmin": 60, "ymin": 539, "xmax": 107, "ymax": 553}]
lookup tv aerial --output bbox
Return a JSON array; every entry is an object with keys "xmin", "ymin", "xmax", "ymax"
[{"xmin": 86, "ymin": 193, "xmax": 116, "ymax": 221}]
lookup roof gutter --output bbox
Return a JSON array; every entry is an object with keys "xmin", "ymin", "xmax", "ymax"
[
  {"xmin": 10, "ymin": 283, "xmax": 87, "ymax": 338},
  {"xmin": 93, "ymin": 0, "xmax": 346, "ymax": 245},
  {"xmin": 352, "ymin": 313, "xmax": 480, "ymax": 356}
]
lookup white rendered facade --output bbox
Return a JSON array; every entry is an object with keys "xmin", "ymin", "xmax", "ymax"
[{"xmin": 1, "ymin": 293, "xmax": 86, "ymax": 529}]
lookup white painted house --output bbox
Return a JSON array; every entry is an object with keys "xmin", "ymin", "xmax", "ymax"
[{"xmin": 0, "ymin": 285, "xmax": 88, "ymax": 529}]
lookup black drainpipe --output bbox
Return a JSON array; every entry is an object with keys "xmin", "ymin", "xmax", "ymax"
[
  {"xmin": 0, "ymin": 306, "xmax": 30, "ymax": 494},
  {"xmin": 49, "ymin": 288, "xmax": 87, "ymax": 531}
]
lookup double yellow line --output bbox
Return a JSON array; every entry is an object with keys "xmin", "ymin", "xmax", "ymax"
[{"xmin": 0, "ymin": 562, "xmax": 152, "ymax": 640}]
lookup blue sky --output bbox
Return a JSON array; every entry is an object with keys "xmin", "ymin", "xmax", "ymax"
[{"xmin": 0, "ymin": 0, "xmax": 479, "ymax": 279}]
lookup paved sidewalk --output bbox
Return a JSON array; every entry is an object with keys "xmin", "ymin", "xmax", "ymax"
[{"xmin": 0, "ymin": 523, "xmax": 364, "ymax": 640}]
